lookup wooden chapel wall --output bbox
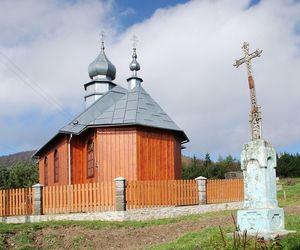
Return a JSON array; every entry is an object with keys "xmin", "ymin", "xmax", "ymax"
[
  {"xmin": 96, "ymin": 127, "xmax": 138, "ymax": 182},
  {"xmin": 136, "ymin": 127, "xmax": 182, "ymax": 180},
  {"xmin": 71, "ymin": 130, "xmax": 97, "ymax": 184},
  {"xmin": 38, "ymin": 126, "xmax": 182, "ymax": 185},
  {"xmin": 38, "ymin": 134, "xmax": 69, "ymax": 186},
  {"xmin": 174, "ymin": 139, "xmax": 182, "ymax": 179}
]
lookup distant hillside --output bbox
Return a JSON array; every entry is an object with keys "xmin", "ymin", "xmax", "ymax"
[
  {"xmin": 182, "ymin": 155, "xmax": 193, "ymax": 165},
  {"xmin": 182, "ymin": 155, "xmax": 204, "ymax": 166},
  {"xmin": 0, "ymin": 150, "xmax": 36, "ymax": 167}
]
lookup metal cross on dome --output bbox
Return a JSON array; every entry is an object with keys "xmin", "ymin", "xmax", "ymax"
[
  {"xmin": 100, "ymin": 31, "xmax": 105, "ymax": 50},
  {"xmin": 234, "ymin": 42, "xmax": 263, "ymax": 141}
]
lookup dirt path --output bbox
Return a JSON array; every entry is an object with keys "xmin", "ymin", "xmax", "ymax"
[
  {"xmin": 34, "ymin": 215, "xmax": 232, "ymax": 250},
  {"xmin": 283, "ymin": 204, "xmax": 300, "ymax": 215}
]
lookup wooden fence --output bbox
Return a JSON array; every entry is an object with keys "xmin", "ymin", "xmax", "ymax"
[
  {"xmin": 126, "ymin": 180, "xmax": 199, "ymax": 209},
  {"xmin": 206, "ymin": 179, "xmax": 244, "ymax": 204},
  {"xmin": 43, "ymin": 182, "xmax": 115, "ymax": 214},
  {"xmin": 0, "ymin": 188, "xmax": 33, "ymax": 216},
  {"xmin": 0, "ymin": 179, "xmax": 245, "ymax": 217}
]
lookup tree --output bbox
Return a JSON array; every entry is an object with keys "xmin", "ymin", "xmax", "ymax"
[
  {"xmin": 0, "ymin": 165, "xmax": 9, "ymax": 189},
  {"xmin": 182, "ymin": 155, "xmax": 204, "ymax": 179},
  {"xmin": 7, "ymin": 163, "xmax": 39, "ymax": 188},
  {"xmin": 204, "ymin": 153, "xmax": 211, "ymax": 167},
  {"xmin": 182, "ymin": 153, "xmax": 241, "ymax": 179},
  {"xmin": 277, "ymin": 153, "xmax": 300, "ymax": 177}
]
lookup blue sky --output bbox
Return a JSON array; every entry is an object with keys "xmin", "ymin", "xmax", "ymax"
[
  {"xmin": 116, "ymin": 0, "xmax": 190, "ymax": 28},
  {"xmin": 0, "ymin": 0, "xmax": 300, "ymax": 160},
  {"xmin": 116, "ymin": 0, "xmax": 261, "ymax": 28}
]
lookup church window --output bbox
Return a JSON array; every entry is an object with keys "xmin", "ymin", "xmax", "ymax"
[
  {"xmin": 87, "ymin": 139, "xmax": 94, "ymax": 178},
  {"xmin": 44, "ymin": 157, "xmax": 48, "ymax": 186},
  {"xmin": 54, "ymin": 150, "xmax": 59, "ymax": 183}
]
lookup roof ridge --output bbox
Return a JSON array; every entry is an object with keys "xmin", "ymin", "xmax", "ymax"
[
  {"xmin": 122, "ymin": 86, "xmax": 131, "ymax": 121},
  {"xmin": 134, "ymin": 85, "xmax": 143, "ymax": 122},
  {"xmin": 60, "ymin": 85, "xmax": 127, "ymax": 130}
]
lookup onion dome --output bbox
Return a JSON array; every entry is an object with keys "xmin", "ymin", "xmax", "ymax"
[
  {"xmin": 129, "ymin": 48, "xmax": 140, "ymax": 76},
  {"xmin": 127, "ymin": 46, "xmax": 143, "ymax": 90},
  {"xmin": 88, "ymin": 41, "xmax": 116, "ymax": 80}
]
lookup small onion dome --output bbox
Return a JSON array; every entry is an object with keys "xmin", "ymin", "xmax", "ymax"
[
  {"xmin": 129, "ymin": 48, "xmax": 140, "ymax": 74},
  {"xmin": 88, "ymin": 44, "xmax": 116, "ymax": 80}
]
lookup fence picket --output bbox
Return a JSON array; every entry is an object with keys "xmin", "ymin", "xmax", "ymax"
[
  {"xmin": 0, "ymin": 190, "xmax": 2, "ymax": 216},
  {"xmin": 206, "ymin": 179, "xmax": 244, "ymax": 204}
]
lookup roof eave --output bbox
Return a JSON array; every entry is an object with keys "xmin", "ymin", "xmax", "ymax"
[{"xmin": 32, "ymin": 131, "xmax": 73, "ymax": 158}]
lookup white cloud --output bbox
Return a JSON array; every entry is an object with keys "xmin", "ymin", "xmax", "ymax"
[{"xmin": 0, "ymin": 0, "xmax": 300, "ymax": 157}]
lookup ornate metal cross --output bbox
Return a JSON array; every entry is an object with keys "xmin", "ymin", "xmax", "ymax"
[
  {"xmin": 100, "ymin": 31, "xmax": 105, "ymax": 50},
  {"xmin": 234, "ymin": 42, "xmax": 263, "ymax": 141}
]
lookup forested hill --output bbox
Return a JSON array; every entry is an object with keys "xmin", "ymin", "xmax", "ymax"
[{"xmin": 0, "ymin": 150, "xmax": 36, "ymax": 167}]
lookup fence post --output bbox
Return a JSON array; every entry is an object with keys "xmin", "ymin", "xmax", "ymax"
[
  {"xmin": 114, "ymin": 177, "xmax": 126, "ymax": 211},
  {"xmin": 32, "ymin": 184, "xmax": 43, "ymax": 215},
  {"xmin": 195, "ymin": 176, "xmax": 207, "ymax": 205}
]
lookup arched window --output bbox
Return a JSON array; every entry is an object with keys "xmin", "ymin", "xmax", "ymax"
[
  {"xmin": 44, "ymin": 157, "xmax": 48, "ymax": 186},
  {"xmin": 87, "ymin": 139, "xmax": 94, "ymax": 178},
  {"xmin": 54, "ymin": 149, "xmax": 59, "ymax": 183}
]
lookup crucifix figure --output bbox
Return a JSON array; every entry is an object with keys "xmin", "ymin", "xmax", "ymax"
[{"xmin": 234, "ymin": 42, "xmax": 263, "ymax": 141}]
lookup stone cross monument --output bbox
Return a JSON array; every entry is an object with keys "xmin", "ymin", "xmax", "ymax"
[
  {"xmin": 234, "ymin": 42, "xmax": 262, "ymax": 141},
  {"xmin": 234, "ymin": 42, "xmax": 292, "ymax": 238}
]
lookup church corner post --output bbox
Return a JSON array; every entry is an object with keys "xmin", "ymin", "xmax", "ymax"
[
  {"xmin": 32, "ymin": 183, "xmax": 43, "ymax": 215},
  {"xmin": 233, "ymin": 42, "xmax": 294, "ymax": 238},
  {"xmin": 114, "ymin": 177, "xmax": 126, "ymax": 211},
  {"xmin": 195, "ymin": 176, "xmax": 207, "ymax": 205}
]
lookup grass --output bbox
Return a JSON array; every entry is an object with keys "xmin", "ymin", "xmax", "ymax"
[
  {"xmin": 43, "ymin": 233, "xmax": 61, "ymax": 250},
  {"xmin": 0, "ymin": 234, "xmax": 6, "ymax": 250},
  {"xmin": 13, "ymin": 230, "xmax": 35, "ymax": 250},
  {"xmin": 277, "ymin": 178, "xmax": 300, "ymax": 207},
  {"xmin": 149, "ymin": 214, "xmax": 300, "ymax": 250},
  {"xmin": 71, "ymin": 235, "xmax": 94, "ymax": 250}
]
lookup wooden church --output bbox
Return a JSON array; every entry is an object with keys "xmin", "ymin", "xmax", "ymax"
[{"xmin": 33, "ymin": 40, "xmax": 188, "ymax": 186}]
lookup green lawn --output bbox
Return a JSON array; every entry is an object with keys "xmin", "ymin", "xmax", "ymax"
[{"xmin": 277, "ymin": 178, "xmax": 300, "ymax": 207}]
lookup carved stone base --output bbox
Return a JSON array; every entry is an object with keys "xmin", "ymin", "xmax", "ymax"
[{"xmin": 237, "ymin": 208, "xmax": 285, "ymax": 233}]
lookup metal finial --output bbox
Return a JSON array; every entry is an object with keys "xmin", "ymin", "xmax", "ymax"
[
  {"xmin": 129, "ymin": 35, "xmax": 140, "ymax": 77},
  {"xmin": 100, "ymin": 31, "xmax": 105, "ymax": 51}
]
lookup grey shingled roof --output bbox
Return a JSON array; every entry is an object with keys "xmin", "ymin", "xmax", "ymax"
[
  {"xmin": 60, "ymin": 85, "xmax": 127, "ymax": 134},
  {"xmin": 34, "ymin": 84, "xmax": 188, "ymax": 157}
]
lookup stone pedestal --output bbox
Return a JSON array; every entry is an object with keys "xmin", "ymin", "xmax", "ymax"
[
  {"xmin": 195, "ymin": 176, "xmax": 207, "ymax": 205},
  {"xmin": 237, "ymin": 208, "xmax": 285, "ymax": 233},
  {"xmin": 237, "ymin": 140, "xmax": 293, "ymax": 237},
  {"xmin": 32, "ymin": 184, "xmax": 43, "ymax": 215},
  {"xmin": 114, "ymin": 177, "xmax": 126, "ymax": 211}
]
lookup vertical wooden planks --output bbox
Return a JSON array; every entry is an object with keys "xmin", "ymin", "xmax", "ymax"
[
  {"xmin": 0, "ymin": 187, "xmax": 33, "ymax": 216},
  {"xmin": 206, "ymin": 179, "xmax": 244, "ymax": 204},
  {"xmin": 124, "ymin": 179, "xmax": 200, "ymax": 209}
]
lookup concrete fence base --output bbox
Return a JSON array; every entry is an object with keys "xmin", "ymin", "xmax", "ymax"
[{"xmin": 0, "ymin": 202, "xmax": 243, "ymax": 224}]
